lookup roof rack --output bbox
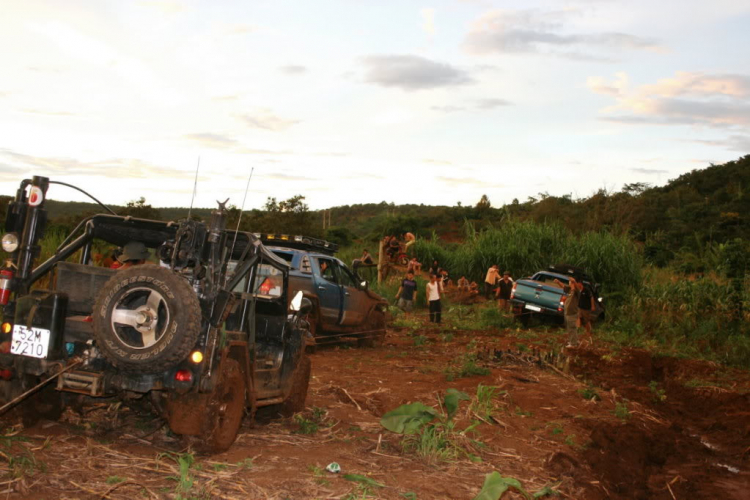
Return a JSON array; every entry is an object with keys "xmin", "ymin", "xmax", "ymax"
[{"xmin": 254, "ymin": 233, "xmax": 339, "ymax": 255}]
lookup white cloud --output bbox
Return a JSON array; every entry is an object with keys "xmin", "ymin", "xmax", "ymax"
[
  {"xmin": 463, "ymin": 9, "xmax": 662, "ymax": 60},
  {"xmin": 589, "ymin": 72, "xmax": 750, "ymax": 127},
  {"xmin": 361, "ymin": 54, "xmax": 474, "ymax": 91},
  {"xmin": 237, "ymin": 110, "xmax": 300, "ymax": 131}
]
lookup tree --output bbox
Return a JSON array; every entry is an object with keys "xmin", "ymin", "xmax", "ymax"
[
  {"xmin": 476, "ymin": 194, "xmax": 491, "ymax": 210},
  {"xmin": 122, "ymin": 197, "xmax": 161, "ymax": 220}
]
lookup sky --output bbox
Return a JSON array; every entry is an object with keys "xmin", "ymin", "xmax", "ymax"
[{"xmin": 1, "ymin": 0, "xmax": 749, "ymax": 211}]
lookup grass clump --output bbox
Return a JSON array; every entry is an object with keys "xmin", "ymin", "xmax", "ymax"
[
  {"xmin": 614, "ymin": 402, "xmax": 631, "ymax": 421},
  {"xmin": 577, "ymin": 385, "xmax": 601, "ymax": 401}
]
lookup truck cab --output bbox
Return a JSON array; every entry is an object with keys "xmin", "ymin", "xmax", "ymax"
[{"xmin": 258, "ymin": 235, "xmax": 387, "ymax": 347}]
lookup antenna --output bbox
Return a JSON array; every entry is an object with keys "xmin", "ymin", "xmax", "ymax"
[
  {"xmin": 187, "ymin": 156, "xmax": 200, "ymax": 220},
  {"xmin": 225, "ymin": 167, "xmax": 255, "ymax": 285}
]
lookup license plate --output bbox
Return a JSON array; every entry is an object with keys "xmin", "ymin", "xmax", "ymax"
[
  {"xmin": 11, "ymin": 325, "xmax": 51, "ymax": 359},
  {"xmin": 525, "ymin": 304, "xmax": 541, "ymax": 312}
]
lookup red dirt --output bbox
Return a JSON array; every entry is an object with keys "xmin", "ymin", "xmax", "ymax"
[{"xmin": 1, "ymin": 322, "xmax": 748, "ymax": 499}]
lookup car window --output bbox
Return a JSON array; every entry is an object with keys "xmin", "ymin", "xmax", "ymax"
[
  {"xmin": 316, "ymin": 257, "xmax": 338, "ymax": 284},
  {"xmin": 338, "ymin": 263, "xmax": 359, "ymax": 287},
  {"xmin": 251, "ymin": 263, "xmax": 284, "ymax": 298},
  {"xmin": 535, "ymin": 273, "xmax": 567, "ymax": 286}
]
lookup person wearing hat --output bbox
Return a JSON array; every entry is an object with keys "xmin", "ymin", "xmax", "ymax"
[
  {"xmin": 114, "ymin": 241, "xmax": 150, "ymax": 270},
  {"xmin": 495, "ymin": 270, "xmax": 514, "ymax": 312}
]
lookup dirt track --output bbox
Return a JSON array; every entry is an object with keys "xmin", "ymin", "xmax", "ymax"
[{"xmin": 1, "ymin": 322, "xmax": 748, "ymax": 499}]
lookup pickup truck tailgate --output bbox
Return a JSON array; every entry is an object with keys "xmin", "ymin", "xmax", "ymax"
[{"xmin": 513, "ymin": 280, "xmax": 565, "ymax": 312}]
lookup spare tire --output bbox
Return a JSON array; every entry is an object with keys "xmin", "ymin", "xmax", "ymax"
[{"xmin": 92, "ymin": 264, "xmax": 201, "ymax": 373}]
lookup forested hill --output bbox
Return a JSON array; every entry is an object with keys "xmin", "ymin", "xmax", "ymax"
[{"xmin": 1, "ymin": 155, "xmax": 747, "ymax": 267}]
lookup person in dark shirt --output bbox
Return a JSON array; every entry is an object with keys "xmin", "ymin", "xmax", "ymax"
[
  {"xmin": 495, "ymin": 271, "xmax": 514, "ymax": 312},
  {"xmin": 578, "ymin": 284, "xmax": 596, "ymax": 343},
  {"xmin": 395, "ymin": 271, "xmax": 418, "ymax": 314}
]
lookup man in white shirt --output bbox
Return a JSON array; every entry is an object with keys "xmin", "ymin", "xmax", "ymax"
[{"xmin": 426, "ymin": 274, "xmax": 442, "ymax": 324}]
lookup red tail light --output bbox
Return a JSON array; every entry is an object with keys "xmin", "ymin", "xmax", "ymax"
[
  {"xmin": 175, "ymin": 369, "xmax": 193, "ymax": 382},
  {"xmin": 0, "ymin": 369, "xmax": 12, "ymax": 380},
  {"xmin": 0, "ymin": 269, "xmax": 13, "ymax": 305},
  {"xmin": 558, "ymin": 295, "xmax": 566, "ymax": 312}
]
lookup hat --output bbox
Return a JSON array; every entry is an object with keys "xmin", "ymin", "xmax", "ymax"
[
  {"xmin": 503, "ymin": 270, "xmax": 511, "ymax": 276},
  {"xmin": 118, "ymin": 241, "xmax": 150, "ymax": 263}
]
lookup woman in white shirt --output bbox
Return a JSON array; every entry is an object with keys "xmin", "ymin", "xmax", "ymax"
[{"xmin": 426, "ymin": 274, "xmax": 442, "ymax": 324}]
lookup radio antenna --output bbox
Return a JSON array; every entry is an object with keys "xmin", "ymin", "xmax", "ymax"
[
  {"xmin": 187, "ymin": 156, "xmax": 200, "ymax": 221},
  {"xmin": 225, "ymin": 167, "xmax": 255, "ymax": 286}
]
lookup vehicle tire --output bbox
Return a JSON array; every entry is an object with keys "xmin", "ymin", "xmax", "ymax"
[
  {"xmin": 357, "ymin": 311, "xmax": 386, "ymax": 348},
  {"xmin": 276, "ymin": 354, "xmax": 311, "ymax": 417},
  {"xmin": 92, "ymin": 265, "xmax": 201, "ymax": 374},
  {"xmin": 515, "ymin": 313, "xmax": 530, "ymax": 328},
  {"xmin": 20, "ymin": 379, "xmax": 63, "ymax": 427},
  {"xmin": 168, "ymin": 358, "xmax": 246, "ymax": 454}
]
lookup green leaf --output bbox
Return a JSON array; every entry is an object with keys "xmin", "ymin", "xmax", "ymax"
[
  {"xmin": 472, "ymin": 472, "xmax": 531, "ymax": 500},
  {"xmin": 343, "ymin": 474, "xmax": 384, "ymax": 487},
  {"xmin": 444, "ymin": 389, "xmax": 470, "ymax": 420},
  {"xmin": 380, "ymin": 402, "xmax": 437, "ymax": 434}
]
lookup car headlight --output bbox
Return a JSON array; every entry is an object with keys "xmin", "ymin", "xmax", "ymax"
[{"xmin": 1, "ymin": 234, "xmax": 18, "ymax": 253}]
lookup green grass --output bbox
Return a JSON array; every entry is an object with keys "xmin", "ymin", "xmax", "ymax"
[
  {"xmin": 470, "ymin": 384, "xmax": 500, "ymax": 421},
  {"xmin": 577, "ymin": 385, "xmax": 601, "ymax": 401},
  {"xmin": 614, "ymin": 402, "xmax": 631, "ymax": 421}
]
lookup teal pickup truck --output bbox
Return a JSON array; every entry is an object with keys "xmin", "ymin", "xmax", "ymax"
[{"xmin": 509, "ymin": 264, "xmax": 604, "ymax": 326}]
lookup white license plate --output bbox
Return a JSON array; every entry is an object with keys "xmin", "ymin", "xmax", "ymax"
[
  {"xmin": 524, "ymin": 304, "xmax": 541, "ymax": 312},
  {"xmin": 11, "ymin": 325, "xmax": 51, "ymax": 359}
]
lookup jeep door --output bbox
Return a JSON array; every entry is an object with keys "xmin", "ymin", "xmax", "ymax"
[
  {"xmin": 337, "ymin": 260, "xmax": 368, "ymax": 326},
  {"xmin": 314, "ymin": 257, "xmax": 343, "ymax": 326}
]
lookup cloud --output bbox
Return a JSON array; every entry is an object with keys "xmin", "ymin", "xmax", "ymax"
[
  {"xmin": 691, "ymin": 135, "xmax": 750, "ymax": 152},
  {"xmin": 0, "ymin": 148, "xmax": 187, "ymax": 179},
  {"xmin": 238, "ymin": 110, "xmax": 300, "ymax": 131},
  {"xmin": 279, "ymin": 65, "xmax": 308, "ymax": 75},
  {"xmin": 590, "ymin": 72, "xmax": 750, "ymax": 127},
  {"xmin": 211, "ymin": 94, "xmax": 240, "ymax": 102},
  {"xmin": 184, "ymin": 133, "xmax": 238, "ymax": 149},
  {"xmin": 421, "ymin": 8, "xmax": 436, "ymax": 37},
  {"xmin": 463, "ymin": 9, "xmax": 662, "ymax": 60},
  {"xmin": 423, "ymin": 159, "xmax": 454, "ymax": 165},
  {"xmin": 474, "ymin": 98, "xmax": 511, "ymax": 109},
  {"xmin": 137, "ymin": 1, "xmax": 187, "ymax": 14},
  {"xmin": 361, "ymin": 55, "xmax": 475, "ymax": 91},
  {"xmin": 431, "ymin": 105, "xmax": 466, "ymax": 113},
  {"xmin": 437, "ymin": 176, "xmax": 503, "ymax": 188},
  {"xmin": 630, "ymin": 167, "xmax": 668, "ymax": 175},
  {"xmin": 236, "ymin": 147, "xmax": 294, "ymax": 155}
]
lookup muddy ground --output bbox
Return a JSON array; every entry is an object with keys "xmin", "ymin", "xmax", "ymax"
[{"xmin": 1, "ymin": 320, "xmax": 748, "ymax": 499}]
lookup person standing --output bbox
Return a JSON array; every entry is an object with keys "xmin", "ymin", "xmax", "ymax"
[
  {"xmin": 395, "ymin": 271, "xmax": 418, "ymax": 315},
  {"xmin": 404, "ymin": 232, "xmax": 416, "ymax": 253},
  {"xmin": 578, "ymin": 284, "xmax": 596, "ymax": 344},
  {"xmin": 484, "ymin": 265, "xmax": 500, "ymax": 298},
  {"xmin": 496, "ymin": 271, "xmax": 514, "ymax": 312},
  {"xmin": 426, "ymin": 274, "xmax": 442, "ymax": 324},
  {"xmin": 554, "ymin": 276, "xmax": 582, "ymax": 347}
]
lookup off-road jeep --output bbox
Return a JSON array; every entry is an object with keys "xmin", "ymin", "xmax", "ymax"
[{"xmin": 0, "ymin": 176, "xmax": 312, "ymax": 452}]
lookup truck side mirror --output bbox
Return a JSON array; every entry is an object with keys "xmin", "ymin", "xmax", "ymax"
[{"xmin": 299, "ymin": 297, "xmax": 313, "ymax": 315}]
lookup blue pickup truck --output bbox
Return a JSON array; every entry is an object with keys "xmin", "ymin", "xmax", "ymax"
[
  {"xmin": 258, "ymin": 235, "xmax": 388, "ymax": 347},
  {"xmin": 510, "ymin": 264, "xmax": 604, "ymax": 327}
]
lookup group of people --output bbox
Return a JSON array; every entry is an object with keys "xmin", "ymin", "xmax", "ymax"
[
  {"xmin": 395, "ymin": 270, "xmax": 444, "ymax": 324},
  {"xmin": 383, "ymin": 232, "xmax": 416, "ymax": 260},
  {"xmin": 556, "ymin": 276, "xmax": 596, "ymax": 348},
  {"xmin": 483, "ymin": 264, "xmax": 514, "ymax": 311}
]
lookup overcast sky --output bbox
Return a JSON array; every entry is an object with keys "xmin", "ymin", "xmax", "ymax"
[{"xmin": 1, "ymin": 0, "xmax": 748, "ymax": 210}]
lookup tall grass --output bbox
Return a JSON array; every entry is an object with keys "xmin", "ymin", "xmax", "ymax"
[
  {"xmin": 603, "ymin": 270, "xmax": 750, "ymax": 366},
  {"xmin": 414, "ymin": 220, "xmax": 642, "ymax": 297}
]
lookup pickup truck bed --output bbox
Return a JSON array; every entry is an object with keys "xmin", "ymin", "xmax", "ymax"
[{"xmin": 510, "ymin": 270, "xmax": 604, "ymax": 326}]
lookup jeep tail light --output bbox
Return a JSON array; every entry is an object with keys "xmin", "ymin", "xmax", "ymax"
[
  {"xmin": 510, "ymin": 283, "xmax": 517, "ymax": 299},
  {"xmin": 1, "ymin": 322, "xmax": 11, "ymax": 335},
  {"xmin": 0, "ymin": 270, "xmax": 13, "ymax": 305},
  {"xmin": 175, "ymin": 369, "xmax": 193, "ymax": 382},
  {"xmin": 558, "ymin": 295, "xmax": 566, "ymax": 312},
  {"xmin": 0, "ymin": 369, "xmax": 12, "ymax": 381}
]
